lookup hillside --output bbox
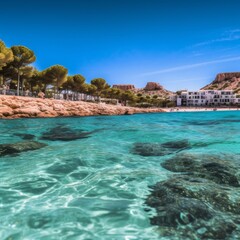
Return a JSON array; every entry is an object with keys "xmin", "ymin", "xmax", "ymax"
[
  {"xmin": 135, "ymin": 82, "xmax": 174, "ymax": 98},
  {"xmin": 201, "ymin": 73, "xmax": 240, "ymax": 94}
]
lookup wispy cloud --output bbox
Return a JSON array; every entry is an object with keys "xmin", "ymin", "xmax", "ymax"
[
  {"xmin": 169, "ymin": 77, "xmax": 210, "ymax": 83},
  {"xmin": 140, "ymin": 56, "xmax": 240, "ymax": 76},
  {"xmin": 193, "ymin": 29, "xmax": 240, "ymax": 47}
]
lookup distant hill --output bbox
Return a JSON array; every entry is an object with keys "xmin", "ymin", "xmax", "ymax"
[
  {"xmin": 112, "ymin": 82, "xmax": 174, "ymax": 98},
  {"xmin": 136, "ymin": 82, "xmax": 174, "ymax": 98},
  {"xmin": 201, "ymin": 72, "xmax": 240, "ymax": 94}
]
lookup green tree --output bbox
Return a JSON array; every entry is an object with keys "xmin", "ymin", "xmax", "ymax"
[
  {"xmin": 62, "ymin": 76, "xmax": 74, "ymax": 91},
  {"xmin": 10, "ymin": 46, "xmax": 36, "ymax": 95},
  {"xmin": 19, "ymin": 66, "xmax": 34, "ymax": 95},
  {"xmin": 0, "ymin": 64, "xmax": 17, "ymax": 86},
  {"xmin": 86, "ymin": 84, "xmax": 97, "ymax": 96},
  {"xmin": 72, "ymin": 74, "xmax": 86, "ymax": 92},
  {"xmin": 145, "ymin": 95, "xmax": 151, "ymax": 102},
  {"xmin": 90, "ymin": 78, "xmax": 110, "ymax": 96},
  {"xmin": 62, "ymin": 76, "xmax": 74, "ymax": 99},
  {"xmin": 62, "ymin": 74, "xmax": 86, "ymax": 100},
  {"xmin": 43, "ymin": 65, "xmax": 68, "ymax": 98},
  {"xmin": 28, "ymin": 70, "xmax": 45, "ymax": 92},
  {"xmin": 120, "ymin": 90, "xmax": 136, "ymax": 106},
  {"xmin": 0, "ymin": 40, "xmax": 13, "ymax": 71}
]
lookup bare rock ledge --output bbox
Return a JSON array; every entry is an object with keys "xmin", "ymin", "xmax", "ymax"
[{"xmin": 0, "ymin": 95, "xmax": 165, "ymax": 119}]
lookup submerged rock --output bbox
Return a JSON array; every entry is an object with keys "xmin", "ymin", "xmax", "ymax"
[
  {"xmin": 132, "ymin": 140, "xmax": 190, "ymax": 156},
  {"xmin": 146, "ymin": 176, "xmax": 239, "ymax": 239},
  {"xmin": 0, "ymin": 141, "xmax": 47, "ymax": 157},
  {"xmin": 14, "ymin": 133, "xmax": 35, "ymax": 140},
  {"xmin": 161, "ymin": 153, "xmax": 240, "ymax": 187},
  {"xmin": 146, "ymin": 153, "xmax": 240, "ymax": 239},
  {"xmin": 186, "ymin": 119, "xmax": 240, "ymax": 126},
  {"xmin": 40, "ymin": 125, "xmax": 101, "ymax": 141}
]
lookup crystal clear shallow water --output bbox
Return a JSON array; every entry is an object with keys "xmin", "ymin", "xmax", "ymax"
[{"xmin": 0, "ymin": 111, "xmax": 240, "ymax": 239}]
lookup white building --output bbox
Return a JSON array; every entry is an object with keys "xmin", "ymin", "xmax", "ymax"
[{"xmin": 177, "ymin": 90, "xmax": 240, "ymax": 106}]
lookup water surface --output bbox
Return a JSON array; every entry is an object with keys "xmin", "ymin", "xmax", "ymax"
[{"xmin": 0, "ymin": 111, "xmax": 240, "ymax": 239}]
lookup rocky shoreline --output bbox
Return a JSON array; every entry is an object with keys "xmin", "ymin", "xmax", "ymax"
[{"xmin": 0, "ymin": 95, "xmax": 165, "ymax": 119}]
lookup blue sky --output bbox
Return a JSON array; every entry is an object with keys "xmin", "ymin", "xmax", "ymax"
[{"xmin": 1, "ymin": 0, "xmax": 240, "ymax": 91}]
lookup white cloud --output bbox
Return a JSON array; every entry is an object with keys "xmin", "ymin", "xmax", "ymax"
[
  {"xmin": 140, "ymin": 56, "xmax": 240, "ymax": 76},
  {"xmin": 192, "ymin": 29, "xmax": 240, "ymax": 47}
]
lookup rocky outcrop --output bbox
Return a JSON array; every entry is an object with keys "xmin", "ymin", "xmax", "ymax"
[
  {"xmin": 144, "ymin": 82, "xmax": 163, "ymax": 91},
  {"xmin": 0, "ymin": 141, "xmax": 47, "ymax": 157},
  {"xmin": 135, "ymin": 82, "xmax": 173, "ymax": 98},
  {"xmin": 146, "ymin": 153, "xmax": 240, "ymax": 239},
  {"xmin": 0, "ymin": 95, "xmax": 165, "ymax": 119},
  {"xmin": 201, "ymin": 72, "xmax": 240, "ymax": 93},
  {"xmin": 40, "ymin": 125, "xmax": 102, "ymax": 141},
  {"xmin": 112, "ymin": 84, "xmax": 135, "ymax": 90},
  {"xmin": 131, "ymin": 140, "xmax": 191, "ymax": 156},
  {"xmin": 214, "ymin": 72, "xmax": 240, "ymax": 83}
]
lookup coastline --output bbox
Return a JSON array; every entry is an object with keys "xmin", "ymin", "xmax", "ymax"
[
  {"xmin": 164, "ymin": 107, "xmax": 240, "ymax": 112},
  {"xmin": 0, "ymin": 95, "xmax": 165, "ymax": 119},
  {"xmin": 1, "ymin": 95, "xmax": 239, "ymax": 119}
]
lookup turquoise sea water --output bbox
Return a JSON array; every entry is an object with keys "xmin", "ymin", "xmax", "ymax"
[{"xmin": 0, "ymin": 111, "xmax": 240, "ymax": 239}]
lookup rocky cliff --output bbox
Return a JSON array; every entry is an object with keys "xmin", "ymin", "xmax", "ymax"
[
  {"xmin": 0, "ymin": 96, "xmax": 164, "ymax": 119},
  {"xmin": 144, "ymin": 82, "xmax": 163, "ymax": 91},
  {"xmin": 112, "ymin": 84, "xmax": 135, "ymax": 90},
  {"xmin": 201, "ymin": 72, "xmax": 240, "ymax": 93},
  {"xmin": 136, "ymin": 82, "xmax": 173, "ymax": 98}
]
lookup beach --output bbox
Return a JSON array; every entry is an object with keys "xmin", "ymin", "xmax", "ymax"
[
  {"xmin": 165, "ymin": 107, "xmax": 240, "ymax": 112},
  {"xmin": 1, "ymin": 95, "xmax": 239, "ymax": 119}
]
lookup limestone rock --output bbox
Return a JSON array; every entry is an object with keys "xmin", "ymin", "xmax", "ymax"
[
  {"xmin": 145, "ymin": 153, "xmax": 240, "ymax": 239},
  {"xmin": 131, "ymin": 140, "xmax": 190, "ymax": 156},
  {"xmin": 161, "ymin": 153, "xmax": 240, "ymax": 187},
  {"xmin": 0, "ymin": 95, "xmax": 165, "ymax": 119},
  {"xmin": 40, "ymin": 125, "xmax": 102, "ymax": 141},
  {"xmin": 112, "ymin": 84, "xmax": 135, "ymax": 90},
  {"xmin": 14, "ymin": 133, "xmax": 35, "ymax": 140},
  {"xmin": 214, "ymin": 72, "xmax": 240, "ymax": 83},
  {"xmin": 0, "ymin": 141, "xmax": 47, "ymax": 157},
  {"xmin": 0, "ymin": 106, "xmax": 13, "ymax": 116},
  {"xmin": 144, "ymin": 82, "xmax": 163, "ymax": 91},
  {"xmin": 201, "ymin": 72, "xmax": 240, "ymax": 93},
  {"xmin": 146, "ymin": 176, "xmax": 238, "ymax": 239}
]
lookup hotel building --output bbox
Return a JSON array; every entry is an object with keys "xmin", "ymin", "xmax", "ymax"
[{"xmin": 177, "ymin": 90, "xmax": 240, "ymax": 106}]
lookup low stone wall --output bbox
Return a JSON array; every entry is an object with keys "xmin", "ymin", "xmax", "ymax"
[{"xmin": 0, "ymin": 96, "xmax": 165, "ymax": 119}]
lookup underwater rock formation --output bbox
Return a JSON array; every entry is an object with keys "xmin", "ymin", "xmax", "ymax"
[
  {"xmin": 0, "ymin": 141, "xmax": 47, "ymax": 157},
  {"xmin": 132, "ymin": 140, "xmax": 191, "ymax": 156},
  {"xmin": 14, "ymin": 133, "xmax": 35, "ymax": 140},
  {"xmin": 161, "ymin": 153, "xmax": 240, "ymax": 187},
  {"xmin": 40, "ymin": 125, "xmax": 101, "ymax": 141},
  {"xmin": 146, "ymin": 153, "xmax": 240, "ymax": 239}
]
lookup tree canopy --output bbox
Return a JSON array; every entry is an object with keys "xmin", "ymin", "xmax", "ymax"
[
  {"xmin": 0, "ymin": 38, "xmax": 170, "ymax": 108},
  {"xmin": 0, "ymin": 40, "xmax": 13, "ymax": 70},
  {"xmin": 9, "ymin": 45, "xmax": 36, "ymax": 95},
  {"xmin": 43, "ymin": 65, "xmax": 68, "ymax": 93},
  {"xmin": 90, "ymin": 78, "xmax": 110, "ymax": 96}
]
